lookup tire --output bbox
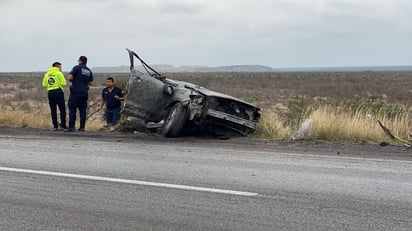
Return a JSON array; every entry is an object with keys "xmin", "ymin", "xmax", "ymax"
[{"xmin": 162, "ymin": 102, "xmax": 187, "ymax": 137}]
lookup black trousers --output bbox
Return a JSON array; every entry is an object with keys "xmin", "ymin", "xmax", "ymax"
[
  {"xmin": 68, "ymin": 92, "xmax": 88, "ymax": 129},
  {"xmin": 48, "ymin": 89, "xmax": 66, "ymax": 128}
]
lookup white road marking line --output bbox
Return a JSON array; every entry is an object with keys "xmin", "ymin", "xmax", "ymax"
[{"xmin": 0, "ymin": 167, "xmax": 260, "ymax": 197}]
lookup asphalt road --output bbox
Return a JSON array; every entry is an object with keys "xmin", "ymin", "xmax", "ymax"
[{"xmin": 0, "ymin": 129, "xmax": 411, "ymax": 230}]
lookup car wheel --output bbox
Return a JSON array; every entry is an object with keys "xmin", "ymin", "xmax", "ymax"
[{"xmin": 162, "ymin": 102, "xmax": 187, "ymax": 137}]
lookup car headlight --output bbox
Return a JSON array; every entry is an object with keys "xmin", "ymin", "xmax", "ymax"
[{"xmin": 164, "ymin": 85, "xmax": 174, "ymax": 96}]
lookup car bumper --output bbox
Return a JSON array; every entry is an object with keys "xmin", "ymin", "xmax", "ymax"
[{"xmin": 206, "ymin": 109, "xmax": 257, "ymax": 130}]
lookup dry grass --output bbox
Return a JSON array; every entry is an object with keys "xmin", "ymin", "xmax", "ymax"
[
  {"xmin": 253, "ymin": 110, "xmax": 293, "ymax": 139},
  {"xmin": 0, "ymin": 109, "xmax": 51, "ymax": 128},
  {"xmin": 309, "ymin": 106, "xmax": 409, "ymax": 143},
  {"xmin": 0, "ymin": 108, "xmax": 105, "ymax": 131},
  {"xmin": 253, "ymin": 105, "xmax": 410, "ymax": 143}
]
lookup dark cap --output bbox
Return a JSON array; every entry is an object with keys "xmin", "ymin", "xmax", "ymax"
[
  {"xmin": 52, "ymin": 62, "xmax": 61, "ymax": 67},
  {"xmin": 78, "ymin": 56, "xmax": 87, "ymax": 64}
]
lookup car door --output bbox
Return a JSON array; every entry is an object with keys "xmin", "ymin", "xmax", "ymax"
[{"xmin": 123, "ymin": 69, "xmax": 168, "ymax": 122}]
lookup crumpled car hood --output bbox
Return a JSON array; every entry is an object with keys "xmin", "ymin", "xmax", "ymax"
[{"xmin": 191, "ymin": 87, "xmax": 258, "ymax": 109}]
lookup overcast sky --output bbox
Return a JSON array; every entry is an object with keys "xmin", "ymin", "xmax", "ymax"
[{"xmin": 0, "ymin": 0, "xmax": 411, "ymax": 72}]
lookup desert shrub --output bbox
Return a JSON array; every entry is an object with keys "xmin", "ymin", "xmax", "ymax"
[
  {"xmin": 88, "ymin": 89, "xmax": 101, "ymax": 103},
  {"xmin": 0, "ymin": 85, "xmax": 17, "ymax": 94},
  {"xmin": 280, "ymin": 96, "xmax": 324, "ymax": 128},
  {"xmin": 19, "ymin": 101, "xmax": 32, "ymax": 111},
  {"xmin": 242, "ymin": 95, "xmax": 258, "ymax": 104},
  {"xmin": 116, "ymin": 79, "xmax": 128, "ymax": 115},
  {"xmin": 116, "ymin": 79, "xmax": 128, "ymax": 94},
  {"xmin": 32, "ymin": 89, "xmax": 48, "ymax": 102},
  {"xmin": 342, "ymin": 96, "xmax": 405, "ymax": 118},
  {"xmin": 378, "ymin": 103, "xmax": 405, "ymax": 118},
  {"xmin": 14, "ymin": 91, "xmax": 28, "ymax": 102},
  {"xmin": 17, "ymin": 77, "xmax": 42, "ymax": 90},
  {"xmin": 13, "ymin": 89, "xmax": 47, "ymax": 103}
]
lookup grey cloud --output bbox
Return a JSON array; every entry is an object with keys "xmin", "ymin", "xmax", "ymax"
[{"xmin": 0, "ymin": 0, "xmax": 411, "ymax": 71}]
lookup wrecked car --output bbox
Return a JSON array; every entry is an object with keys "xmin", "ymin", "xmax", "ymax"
[{"xmin": 122, "ymin": 48, "xmax": 261, "ymax": 137}]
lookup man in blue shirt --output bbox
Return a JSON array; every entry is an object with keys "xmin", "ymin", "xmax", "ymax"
[
  {"xmin": 97, "ymin": 77, "xmax": 124, "ymax": 131},
  {"xmin": 66, "ymin": 56, "xmax": 93, "ymax": 132}
]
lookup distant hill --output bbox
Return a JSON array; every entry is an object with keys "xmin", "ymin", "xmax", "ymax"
[
  {"xmin": 92, "ymin": 64, "xmax": 274, "ymax": 73},
  {"xmin": 92, "ymin": 65, "xmax": 412, "ymax": 73}
]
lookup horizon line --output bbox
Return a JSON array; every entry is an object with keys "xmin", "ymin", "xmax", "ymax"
[{"xmin": 1, "ymin": 64, "xmax": 411, "ymax": 73}]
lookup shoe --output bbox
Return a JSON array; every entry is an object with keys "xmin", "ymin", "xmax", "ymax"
[
  {"xmin": 109, "ymin": 126, "xmax": 115, "ymax": 132},
  {"xmin": 52, "ymin": 128, "xmax": 59, "ymax": 131},
  {"xmin": 64, "ymin": 128, "xmax": 75, "ymax": 132},
  {"xmin": 78, "ymin": 128, "xmax": 85, "ymax": 132}
]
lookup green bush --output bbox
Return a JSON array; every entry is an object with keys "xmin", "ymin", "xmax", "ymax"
[
  {"xmin": 281, "ymin": 96, "xmax": 323, "ymax": 128},
  {"xmin": 342, "ymin": 96, "xmax": 405, "ymax": 118},
  {"xmin": 116, "ymin": 79, "xmax": 128, "ymax": 94},
  {"xmin": 243, "ymin": 95, "xmax": 258, "ymax": 104}
]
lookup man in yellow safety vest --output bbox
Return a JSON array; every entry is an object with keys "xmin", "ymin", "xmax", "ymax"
[{"xmin": 42, "ymin": 62, "xmax": 67, "ymax": 131}]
